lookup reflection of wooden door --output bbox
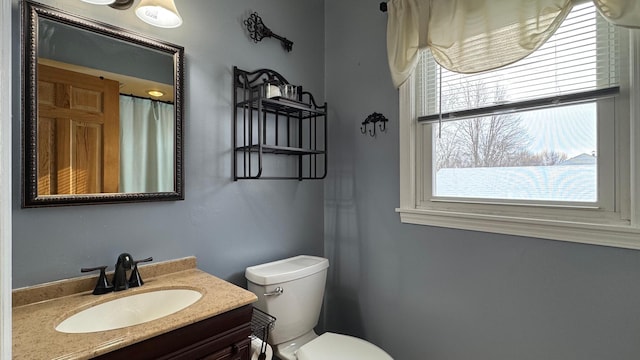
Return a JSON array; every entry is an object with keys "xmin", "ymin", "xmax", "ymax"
[{"xmin": 37, "ymin": 64, "xmax": 120, "ymax": 195}]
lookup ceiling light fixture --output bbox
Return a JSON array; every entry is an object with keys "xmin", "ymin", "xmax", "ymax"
[
  {"xmin": 109, "ymin": 0, "xmax": 134, "ymax": 10},
  {"xmin": 81, "ymin": 0, "xmax": 134, "ymax": 10},
  {"xmin": 81, "ymin": 0, "xmax": 116, "ymax": 5},
  {"xmin": 80, "ymin": 0, "xmax": 182, "ymax": 28},
  {"xmin": 135, "ymin": 0, "xmax": 183, "ymax": 28},
  {"xmin": 147, "ymin": 90, "xmax": 164, "ymax": 97}
]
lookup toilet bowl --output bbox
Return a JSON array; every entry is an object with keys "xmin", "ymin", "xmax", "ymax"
[{"xmin": 245, "ymin": 255, "xmax": 393, "ymax": 360}]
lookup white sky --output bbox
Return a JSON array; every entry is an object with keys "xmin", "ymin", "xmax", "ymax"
[{"xmin": 520, "ymin": 103, "xmax": 597, "ymax": 158}]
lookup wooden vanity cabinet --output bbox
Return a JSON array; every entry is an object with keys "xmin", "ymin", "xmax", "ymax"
[{"xmin": 92, "ymin": 305, "xmax": 253, "ymax": 360}]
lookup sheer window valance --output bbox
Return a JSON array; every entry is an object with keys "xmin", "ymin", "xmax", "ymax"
[{"xmin": 387, "ymin": 0, "xmax": 640, "ymax": 87}]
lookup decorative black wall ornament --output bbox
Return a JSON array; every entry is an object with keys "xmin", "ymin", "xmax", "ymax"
[
  {"xmin": 361, "ymin": 112, "xmax": 389, "ymax": 137},
  {"xmin": 244, "ymin": 12, "xmax": 294, "ymax": 52}
]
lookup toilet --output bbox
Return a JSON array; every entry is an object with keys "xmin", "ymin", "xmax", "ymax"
[{"xmin": 245, "ymin": 255, "xmax": 393, "ymax": 360}]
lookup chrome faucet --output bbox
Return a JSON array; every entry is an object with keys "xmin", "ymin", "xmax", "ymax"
[{"xmin": 112, "ymin": 253, "xmax": 133, "ymax": 291}]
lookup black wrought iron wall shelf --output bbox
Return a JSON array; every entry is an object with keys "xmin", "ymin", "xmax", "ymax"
[{"xmin": 233, "ymin": 67, "xmax": 328, "ymax": 180}]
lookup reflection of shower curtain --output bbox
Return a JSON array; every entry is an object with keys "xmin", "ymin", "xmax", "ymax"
[{"xmin": 119, "ymin": 96, "xmax": 174, "ymax": 193}]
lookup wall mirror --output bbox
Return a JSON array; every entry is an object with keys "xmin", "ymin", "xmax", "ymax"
[{"xmin": 22, "ymin": 1, "xmax": 184, "ymax": 207}]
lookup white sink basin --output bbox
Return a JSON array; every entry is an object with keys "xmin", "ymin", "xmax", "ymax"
[{"xmin": 55, "ymin": 289, "xmax": 203, "ymax": 333}]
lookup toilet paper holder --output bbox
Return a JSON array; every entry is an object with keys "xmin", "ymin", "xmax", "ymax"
[{"xmin": 251, "ymin": 308, "xmax": 276, "ymax": 359}]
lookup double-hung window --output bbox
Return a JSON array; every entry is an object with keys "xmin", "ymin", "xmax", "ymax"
[{"xmin": 397, "ymin": 2, "xmax": 640, "ymax": 248}]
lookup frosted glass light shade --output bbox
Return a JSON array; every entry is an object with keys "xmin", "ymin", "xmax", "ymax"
[
  {"xmin": 135, "ymin": 0, "xmax": 183, "ymax": 28},
  {"xmin": 81, "ymin": 0, "xmax": 116, "ymax": 4}
]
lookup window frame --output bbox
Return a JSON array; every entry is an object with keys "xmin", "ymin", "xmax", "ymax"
[
  {"xmin": 421, "ymin": 99, "xmax": 617, "ymax": 213},
  {"xmin": 397, "ymin": 27, "xmax": 640, "ymax": 249}
]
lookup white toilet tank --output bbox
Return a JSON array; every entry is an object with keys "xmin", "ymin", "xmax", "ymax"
[{"xmin": 245, "ymin": 255, "xmax": 329, "ymax": 346}]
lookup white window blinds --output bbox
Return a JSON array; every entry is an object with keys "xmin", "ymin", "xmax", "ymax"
[{"xmin": 416, "ymin": 2, "xmax": 620, "ymax": 123}]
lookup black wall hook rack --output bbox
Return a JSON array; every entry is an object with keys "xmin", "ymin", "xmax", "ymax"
[
  {"xmin": 244, "ymin": 12, "xmax": 294, "ymax": 52},
  {"xmin": 361, "ymin": 112, "xmax": 388, "ymax": 137},
  {"xmin": 380, "ymin": 2, "xmax": 388, "ymax": 12}
]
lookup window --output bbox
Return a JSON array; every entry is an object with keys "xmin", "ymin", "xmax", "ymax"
[{"xmin": 397, "ymin": 3, "xmax": 640, "ymax": 248}]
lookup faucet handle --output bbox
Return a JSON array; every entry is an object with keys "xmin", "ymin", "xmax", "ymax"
[
  {"xmin": 128, "ymin": 257, "xmax": 153, "ymax": 288},
  {"xmin": 81, "ymin": 266, "xmax": 114, "ymax": 295}
]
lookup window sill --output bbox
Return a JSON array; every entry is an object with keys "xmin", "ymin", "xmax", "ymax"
[{"xmin": 396, "ymin": 207, "xmax": 640, "ymax": 250}]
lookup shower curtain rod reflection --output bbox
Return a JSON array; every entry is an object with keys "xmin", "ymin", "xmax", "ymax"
[{"xmin": 121, "ymin": 93, "xmax": 174, "ymax": 105}]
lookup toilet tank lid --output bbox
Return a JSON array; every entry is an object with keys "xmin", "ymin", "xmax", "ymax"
[{"xmin": 245, "ymin": 255, "xmax": 329, "ymax": 285}]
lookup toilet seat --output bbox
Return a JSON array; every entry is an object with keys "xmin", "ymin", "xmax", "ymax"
[{"xmin": 296, "ymin": 332, "xmax": 393, "ymax": 360}]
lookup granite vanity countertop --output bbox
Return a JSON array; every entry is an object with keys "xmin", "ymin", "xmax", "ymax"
[{"xmin": 12, "ymin": 257, "xmax": 257, "ymax": 360}]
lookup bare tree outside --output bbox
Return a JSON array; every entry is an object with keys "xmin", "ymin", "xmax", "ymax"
[
  {"xmin": 434, "ymin": 80, "xmax": 568, "ymax": 171},
  {"xmin": 517, "ymin": 150, "xmax": 568, "ymax": 166}
]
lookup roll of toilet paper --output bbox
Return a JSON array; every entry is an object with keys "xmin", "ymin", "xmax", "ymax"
[{"xmin": 250, "ymin": 336, "xmax": 273, "ymax": 360}]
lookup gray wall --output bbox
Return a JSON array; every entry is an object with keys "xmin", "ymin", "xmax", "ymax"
[
  {"xmin": 11, "ymin": 0, "xmax": 325, "ymax": 288},
  {"xmin": 323, "ymin": 1, "xmax": 640, "ymax": 359},
  {"xmin": 11, "ymin": 0, "xmax": 640, "ymax": 359}
]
